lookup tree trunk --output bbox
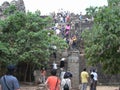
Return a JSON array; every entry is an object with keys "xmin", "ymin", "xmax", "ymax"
[{"xmin": 24, "ymin": 63, "xmax": 29, "ymax": 82}]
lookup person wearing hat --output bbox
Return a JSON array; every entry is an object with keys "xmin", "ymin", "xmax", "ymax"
[{"xmin": 0, "ymin": 65, "xmax": 20, "ymax": 90}]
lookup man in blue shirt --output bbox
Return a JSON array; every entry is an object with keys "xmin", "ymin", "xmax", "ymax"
[{"xmin": 0, "ymin": 65, "xmax": 20, "ymax": 90}]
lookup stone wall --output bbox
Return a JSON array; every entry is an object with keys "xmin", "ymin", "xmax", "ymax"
[
  {"xmin": 68, "ymin": 14, "xmax": 120, "ymax": 85},
  {"xmin": 68, "ymin": 50, "xmax": 80, "ymax": 89},
  {"xmin": 0, "ymin": 0, "xmax": 25, "ymax": 19}
]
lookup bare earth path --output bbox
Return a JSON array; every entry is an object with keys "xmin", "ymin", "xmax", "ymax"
[
  {"xmin": 20, "ymin": 85, "xmax": 119, "ymax": 90},
  {"xmin": 87, "ymin": 86, "xmax": 119, "ymax": 90}
]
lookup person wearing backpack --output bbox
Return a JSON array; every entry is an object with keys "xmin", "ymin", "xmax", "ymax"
[{"xmin": 61, "ymin": 73, "xmax": 72, "ymax": 90}]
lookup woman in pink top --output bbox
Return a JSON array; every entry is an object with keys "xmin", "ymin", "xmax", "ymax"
[
  {"xmin": 65, "ymin": 24, "xmax": 70, "ymax": 38},
  {"xmin": 65, "ymin": 24, "xmax": 70, "ymax": 31}
]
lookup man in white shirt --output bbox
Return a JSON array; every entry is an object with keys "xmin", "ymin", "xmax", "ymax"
[
  {"xmin": 60, "ymin": 69, "xmax": 66, "ymax": 80},
  {"xmin": 53, "ymin": 61, "xmax": 57, "ymax": 70},
  {"xmin": 91, "ymin": 69, "xmax": 98, "ymax": 90},
  {"xmin": 55, "ymin": 28, "xmax": 61, "ymax": 35}
]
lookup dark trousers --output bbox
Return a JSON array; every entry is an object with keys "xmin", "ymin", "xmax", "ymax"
[
  {"xmin": 90, "ymin": 80, "xmax": 97, "ymax": 90},
  {"xmin": 94, "ymin": 81, "xmax": 97, "ymax": 90}
]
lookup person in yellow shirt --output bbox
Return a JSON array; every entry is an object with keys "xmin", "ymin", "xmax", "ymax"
[{"xmin": 80, "ymin": 68, "xmax": 89, "ymax": 90}]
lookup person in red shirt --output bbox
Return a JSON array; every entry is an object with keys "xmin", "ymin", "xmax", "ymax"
[{"xmin": 45, "ymin": 69, "xmax": 60, "ymax": 90}]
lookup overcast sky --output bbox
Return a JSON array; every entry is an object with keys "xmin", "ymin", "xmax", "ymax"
[{"xmin": 0, "ymin": 0, "xmax": 108, "ymax": 15}]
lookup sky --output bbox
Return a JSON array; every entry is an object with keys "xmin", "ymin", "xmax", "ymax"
[{"xmin": 0, "ymin": 0, "xmax": 108, "ymax": 15}]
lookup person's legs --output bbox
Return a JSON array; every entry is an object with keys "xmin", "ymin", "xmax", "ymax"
[
  {"xmin": 81, "ymin": 83, "xmax": 87, "ymax": 90},
  {"xmin": 41, "ymin": 75, "xmax": 45, "ymax": 83},
  {"xmin": 81, "ymin": 83, "xmax": 84, "ymax": 90},
  {"xmin": 41, "ymin": 75, "xmax": 44, "ymax": 83},
  {"xmin": 94, "ymin": 81, "xmax": 97, "ymax": 90},
  {"xmin": 84, "ymin": 83, "xmax": 87, "ymax": 90},
  {"xmin": 90, "ymin": 83, "xmax": 94, "ymax": 90}
]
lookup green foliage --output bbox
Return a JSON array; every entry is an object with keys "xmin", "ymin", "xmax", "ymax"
[
  {"xmin": 82, "ymin": 1, "xmax": 120, "ymax": 74},
  {"xmin": 85, "ymin": 6, "xmax": 98, "ymax": 17},
  {"xmin": 0, "ymin": 5, "xmax": 68, "ymax": 82},
  {"xmin": 3, "ymin": 5, "xmax": 17, "ymax": 15},
  {"xmin": 108, "ymin": 0, "xmax": 120, "ymax": 7},
  {"xmin": 0, "ymin": 10, "xmax": 67, "ymax": 67}
]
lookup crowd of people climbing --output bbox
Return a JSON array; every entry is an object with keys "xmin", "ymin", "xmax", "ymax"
[
  {"xmin": 37, "ymin": 10, "xmax": 98, "ymax": 90},
  {"xmin": 0, "ymin": 9, "xmax": 98, "ymax": 90},
  {"xmin": 50, "ymin": 9, "xmax": 79, "ymax": 51}
]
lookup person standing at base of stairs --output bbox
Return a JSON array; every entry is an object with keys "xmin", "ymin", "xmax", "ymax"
[
  {"xmin": 40, "ymin": 68, "xmax": 46, "ymax": 84},
  {"xmin": 45, "ymin": 69, "xmax": 61, "ymax": 90},
  {"xmin": 91, "ymin": 69, "xmax": 98, "ymax": 90},
  {"xmin": 80, "ymin": 68, "xmax": 89, "ymax": 90}
]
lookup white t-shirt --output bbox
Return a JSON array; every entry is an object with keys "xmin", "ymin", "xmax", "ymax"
[
  {"xmin": 60, "ymin": 71, "xmax": 66, "ymax": 80},
  {"xmin": 61, "ymin": 78, "xmax": 71, "ymax": 90},
  {"xmin": 91, "ymin": 72, "xmax": 98, "ymax": 81},
  {"xmin": 55, "ymin": 29, "xmax": 61, "ymax": 35},
  {"xmin": 53, "ymin": 63, "xmax": 57, "ymax": 69}
]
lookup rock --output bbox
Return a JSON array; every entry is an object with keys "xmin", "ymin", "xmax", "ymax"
[
  {"xmin": 36, "ymin": 87, "xmax": 45, "ymax": 90},
  {"xmin": 0, "ymin": 0, "xmax": 26, "ymax": 19}
]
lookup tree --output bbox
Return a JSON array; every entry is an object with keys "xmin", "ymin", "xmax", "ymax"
[
  {"xmin": 0, "ymin": 6, "xmax": 68, "ymax": 81},
  {"xmin": 85, "ymin": 6, "xmax": 98, "ymax": 19},
  {"xmin": 82, "ymin": 0, "xmax": 120, "ymax": 74}
]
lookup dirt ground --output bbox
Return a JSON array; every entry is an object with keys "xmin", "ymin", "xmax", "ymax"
[
  {"xmin": 20, "ymin": 85, "xmax": 119, "ymax": 90},
  {"xmin": 87, "ymin": 86, "xmax": 119, "ymax": 90}
]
